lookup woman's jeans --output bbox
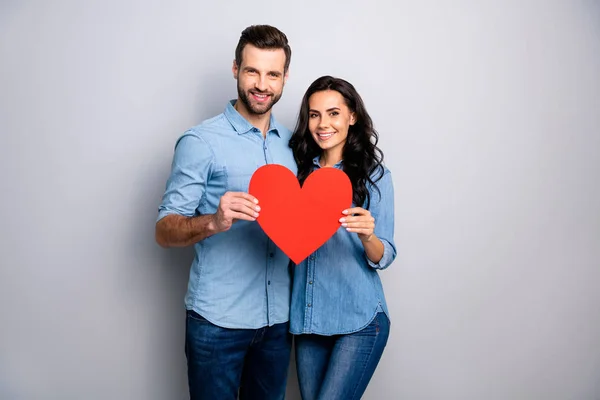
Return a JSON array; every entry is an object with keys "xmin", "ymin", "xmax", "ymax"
[{"xmin": 295, "ymin": 312, "xmax": 390, "ymax": 400}]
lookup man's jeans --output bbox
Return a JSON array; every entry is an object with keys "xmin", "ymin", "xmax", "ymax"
[
  {"xmin": 295, "ymin": 312, "xmax": 390, "ymax": 400},
  {"xmin": 185, "ymin": 310, "xmax": 292, "ymax": 400}
]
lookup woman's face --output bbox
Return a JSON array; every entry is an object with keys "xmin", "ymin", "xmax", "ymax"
[{"xmin": 307, "ymin": 90, "xmax": 356, "ymax": 156}]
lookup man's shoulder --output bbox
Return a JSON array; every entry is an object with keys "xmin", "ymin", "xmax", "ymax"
[
  {"xmin": 189, "ymin": 113, "xmax": 230, "ymax": 135},
  {"xmin": 176, "ymin": 113, "xmax": 234, "ymax": 147},
  {"xmin": 172, "ymin": 113, "xmax": 230, "ymax": 151}
]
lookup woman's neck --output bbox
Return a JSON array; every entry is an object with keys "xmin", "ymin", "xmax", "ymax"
[{"xmin": 319, "ymin": 147, "xmax": 343, "ymax": 167}]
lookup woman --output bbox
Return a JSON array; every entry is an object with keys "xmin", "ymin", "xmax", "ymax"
[{"xmin": 289, "ymin": 75, "xmax": 397, "ymax": 399}]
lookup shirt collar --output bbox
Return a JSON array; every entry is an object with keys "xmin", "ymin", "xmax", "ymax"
[
  {"xmin": 312, "ymin": 156, "xmax": 344, "ymax": 169},
  {"xmin": 224, "ymin": 100, "xmax": 281, "ymax": 137}
]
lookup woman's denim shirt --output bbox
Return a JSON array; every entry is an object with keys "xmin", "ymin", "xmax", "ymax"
[{"xmin": 290, "ymin": 158, "xmax": 397, "ymax": 335}]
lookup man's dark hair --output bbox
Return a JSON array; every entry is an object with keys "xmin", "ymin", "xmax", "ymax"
[{"xmin": 235, "ymin": 25, "xmax": 291, "ymax": 73}]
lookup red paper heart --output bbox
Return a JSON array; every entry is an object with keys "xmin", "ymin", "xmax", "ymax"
[{"xmin": 249, "ymin": 164, "xmax": 352, "ymax": 264}]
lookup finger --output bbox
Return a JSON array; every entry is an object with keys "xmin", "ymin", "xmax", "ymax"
[
  {"xmin": 346, "ymin": 228, "xmax": 374, "ymax": 235},
  {"xmin": 340, "ymin": 215, "xmax": 374, "ymax": 223},
  {"xmin": 229, "ymin": 198, "xmax": 261, "ymax": 212},
  {"xmin": 228, "ymin": 211, "xmax": 257, "ymax": 222},
  {"xmin": 220, "ymin": 202, "xmax": 259, "ymax": 217},
  {"xmin": 226, "ymin": 191, "xmax": 259, "ymax": 204},
  {"xmin": 343, "ymin": 221, "xmax": 375, "ymax": 229},
  {"xmin": 339, "ymin": 216, "xmax": 375, "ymax": 225},
  {"xmin": 227, "ymin": 203, "xmax": 260, "ymax": 218},
  {"xmin": 342, "ymin": 207, "xmax": 368, "ymax": 216}
]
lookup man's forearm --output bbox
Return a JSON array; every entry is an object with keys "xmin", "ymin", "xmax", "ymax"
[{"xmin": 155, "ymin": 214, "xmax": 218, "ymax": 248}]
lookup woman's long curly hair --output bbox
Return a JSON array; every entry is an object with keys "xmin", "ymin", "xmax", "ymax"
[{"xmin": 289, "ymin": 76, "xmax": 384, "ymax": 209}]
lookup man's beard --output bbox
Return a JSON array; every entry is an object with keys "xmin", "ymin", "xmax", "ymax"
[{"xmin": 237, "ymin": 82, "xmax": 282, "ymax": 115}]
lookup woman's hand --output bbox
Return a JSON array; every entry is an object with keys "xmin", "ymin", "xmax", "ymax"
[{"xmin": 339, "ymin": 207, "xmax": 375, "ymax": 242}]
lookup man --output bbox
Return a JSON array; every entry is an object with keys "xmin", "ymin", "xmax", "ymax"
[{"xmin": 155, "ymin": 25, "xmax": 296, "ymax": 400}]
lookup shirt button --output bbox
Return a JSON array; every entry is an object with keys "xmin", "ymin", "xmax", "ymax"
[
  {"xmin": 268, "ymin": 281, "xmax": 271, "ymax": 285},
  {"xmin": 269, "ymin": 253, "xmax": 274, "ymax": 258},
  {"xmin": 308, "ymin": 281, "xmax": 313, "ymax": 285},
  {"xmin": 307, "ymin": 303, "xmax": 312, "ymax": 307}
]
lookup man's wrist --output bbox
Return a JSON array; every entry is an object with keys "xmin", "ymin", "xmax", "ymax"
[{"xmin": 206, "ymin": 214, "xmax": 220, "ymax": 235}]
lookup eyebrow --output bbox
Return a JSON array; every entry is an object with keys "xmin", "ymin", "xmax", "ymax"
[
  {"xmin": 309, "ymin": 107, "xmax": 341, "ymax": 113},
  {"xmin": 243, "ymin": 67, "xmax": 283, "ymax": 76}
]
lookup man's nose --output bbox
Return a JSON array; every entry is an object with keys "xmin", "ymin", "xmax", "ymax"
[{"xmin": 254, "ymin": 75, "xmax": 267, "ymax": 91}]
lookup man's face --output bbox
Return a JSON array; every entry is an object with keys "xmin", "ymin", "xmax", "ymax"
[{"xmin": 233, "ymin": 44, "xmax": 288, "ymax": 115}]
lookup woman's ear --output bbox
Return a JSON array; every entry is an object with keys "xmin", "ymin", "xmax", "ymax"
[{"xmin": 349, "ymin": 112, "xmax": 357, "ymax": 125}]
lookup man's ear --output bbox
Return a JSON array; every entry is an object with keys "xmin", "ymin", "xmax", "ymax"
[
  {"xmin": 232, "ymin": 60, "xmax": 238, "ymax": 79},
  {"xmin": 284, "ymin": 69, "xmax": 289, "ymax": 85}
]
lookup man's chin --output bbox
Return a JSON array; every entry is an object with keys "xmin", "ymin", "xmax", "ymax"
[{"xmin": 248, "ymin": 102, "xmax": 273, "ymax": 115}]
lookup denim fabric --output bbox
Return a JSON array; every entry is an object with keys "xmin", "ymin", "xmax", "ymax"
[
  {"xmin": 290, "ymin": 158, "xmax": 396, "ymax": 335},
  {"xmin": 295, "ymin": 312, "xmax": 390, "ymax": 400},
  {"xmin": 158, "ymin": 101, "xmax": 297, "ymax": 329},
  {"xmin": 185, "ymin": 310, "xmax": 292, "ymax": 400}
]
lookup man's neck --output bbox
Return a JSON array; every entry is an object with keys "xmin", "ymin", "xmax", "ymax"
[{"xmin": 234, "ymin": 99, "xmax": 271, "ymax": 138}]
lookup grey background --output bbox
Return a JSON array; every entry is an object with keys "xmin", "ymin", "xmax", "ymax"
[{"xmin": 1, "ymin": 1, "xmax": 599, "ymax": 399}]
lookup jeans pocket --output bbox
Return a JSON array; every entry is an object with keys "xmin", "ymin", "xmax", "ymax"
[
  {"xmin": 186, "ymin": 309, "xmax": 209, "ymax": 323},
  {"xmin": 375, "ymin": 313, "xmax": 391, "ymax": 344},
  {"xmin": 185, "ymin": 311, "xmax": 216, "ymax": 359}
]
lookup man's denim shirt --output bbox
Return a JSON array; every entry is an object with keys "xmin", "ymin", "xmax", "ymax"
[
  {"xmin": 290, "ymin": 158, "xmax": 397, "ymax": 335},
  {"xmin": 158, "ymin": 101, "xmax": 297, "ymax": 329}
]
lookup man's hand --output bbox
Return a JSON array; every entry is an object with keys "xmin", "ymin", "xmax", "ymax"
[
  {"xmin": 155, "ymin": 192, "xmax": 260, "ymax": 248},
  {"xmin": 212, "ymin": 192, "xmax": 260, "ymax": 233}
]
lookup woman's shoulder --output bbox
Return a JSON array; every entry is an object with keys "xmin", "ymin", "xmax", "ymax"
[{"xmin": 369, "ymin": 164, "xmax": 392, "ymax": 182}]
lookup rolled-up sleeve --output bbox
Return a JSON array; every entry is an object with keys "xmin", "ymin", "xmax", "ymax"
[
  {"xmin": 366, "ymin": 169, "xmax": 397, "ymax": 270},
  {"xmin": 157, "ymin": 132, "xmax": 213, "ymax": 221}
]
